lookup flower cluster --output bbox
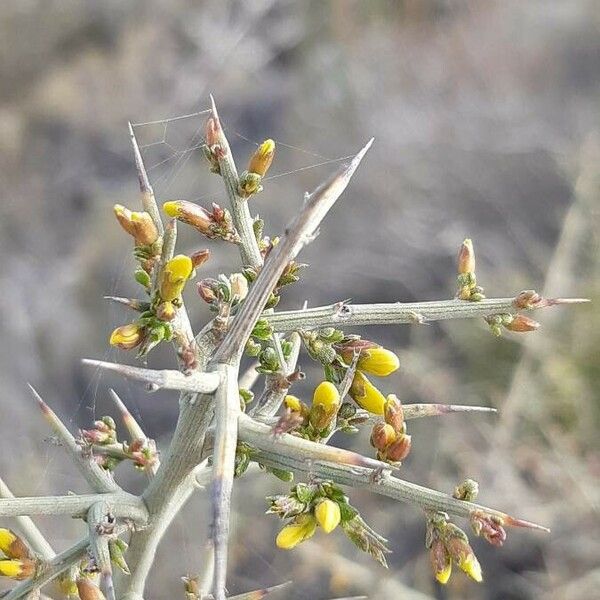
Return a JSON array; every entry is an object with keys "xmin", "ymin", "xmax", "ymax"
[
  {"xmin": 78, "ymin": 415, "xmax": 158, "ymax": 473},
  {"xmin": 268, "ymin": 481, "xmax": 390, "ymax": 566},
  {"xmin": 370, "ymin": 394, "xmax": 412, "ymax": 464},
  {"xmin": 426, "ymin": 513, "xmax": 482, "ymax": 585},
  {"xmin": 0, "ymin": 529, "xmax": 36, "ymax": 581}
]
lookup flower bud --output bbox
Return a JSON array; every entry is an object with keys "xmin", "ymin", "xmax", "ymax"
[
  {"xmin": 370, "ymin": 422, "xmax": 396, "ymax": 451},
  {"xmin": 109, "ymin": 323, "xmax": 143, "ymax": 350},
  {"xmin": 384, "ymin": 394, "xmax": 404, "ymax": 433},
  {"xmin": 312, "ymin": 381, "xmax": 340, "ymax": 412},
  {"xmin": 513, "ymin": 289, "xmax": 543, "ymax": 309},
  {"xmin": 309, "ymin": 381, "xmax": 341, "ymax": 430},
  {"xmin": 284, "ymin": 395, "xmax": 302, "ymax": 413},
  {"xmin": 160, "ymin": 254, "xmax": 193, "ymax": 302},
  {"xmin": 182, "ymin": 575, "xmax": 200, "ymax": 598},
  {"xmin": 205, "ymin": 116, "xmax": 219, "ymax": 148},
  {"xmin": 163, "ymin": 201, "xmax": 213, "ymax": 235},
  {"xmin": 453, "ymin": 478, "xmax": 479, "ymax": 502},
  {"xmin": 430, "ymin": 538, "xmax": 452, "ymax": 585},
  {"xmin": 0, "ymin": 558, "xmax": 35, "ymax": 580},
  {"xmin": 156, "ymin": 301, "xmax": 176, "ymax": 322},
  {"xmin": 248, "ymin": 139, "xmax": 275, "ymax": 177},
  {"xmin": 383, "ymin": 433, "xmax": 412, "ymax": 462},
  {"xmin": 113, "ymin": 205, "xmax": 158, "ymax": 246},
  {"xmin": 314, "ymin": 499, "xmax": 341, "ymax": 534},
  {"xmin": 457, "ymin": 238, "xmax": 475, "ymax": 275},
  {"xmin": 0, "ymin": 529, "xmax": 30, "ymax": 561},
  {"xmin": 357, "ymin": 347, "xmax": 399, "ymax": 377},
  {"xmin": 275, "ymin": 514, "xmax": 317, "ymax": 549},
  {"xmin": 445, "ymin": 529, "xmax": 482, "ymax": 582},
  {"xmin": 504, "ymin": 314, "xmax": 540, "ymax": 332},
  {"xmin": 229, "ymin": 273, "xmax": 249, "ymax": 302},
  {"xmin": 349, "ymin": 371, "xmax": 386, "ymax": 415},
  {"xmin": 76, "ymin": 578, "xmax": 107, "ymax": 600},
  {"xmin": 190, "ymin": 248, "xmax": 211, "ymax": 269},
  {"xmin": 197, "ymin": 278, "xmax": 219, "ymax": 304}
]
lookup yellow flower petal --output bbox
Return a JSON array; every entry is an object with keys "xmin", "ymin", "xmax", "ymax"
[
  {"xmin": 109, "ymin": 324, "xmax": 143, "ymax": 350},
  {"xmin": 458, "ymin": 554, "xmax": 483, "ymax": 582},
  {"xmin": 314, "ymin": 499, "xmax": 341, "ymax": 534},
  {"xmin": 248, "ymin": 139, "xmax": 275, "ymax": 177},
  {"xmin": 435, "ymin": 560, "xmax": 452, "ymax": 585},
  {"xmin": 160, "ymin": 254, "xmax": 193, "ymax": 302},
  {"xmin": 0, "ymin": 529, "xmax": 17, "ymax": 556},
  {"xmin": 275, "ymin": 515, "xmax": 317, "ymax": 549},
  {"xmin": 312, "ymin": 381, "xmax": 340, "ymax": 411},
  {"xmin": 357, "ymin": 347, "xmax": 399, "ymax": 377},
  {"xmin": 349, "ymin": 371, "xmax": 386, "ymax": 414},
  {"xmin": 284, "ymin": 395, "xmax": 302, "ymax": 412}
]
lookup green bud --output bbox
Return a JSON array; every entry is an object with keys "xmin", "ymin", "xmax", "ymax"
[{"xmin": 134, "ymin": 269, "xmax": 152, "ymax": 288}]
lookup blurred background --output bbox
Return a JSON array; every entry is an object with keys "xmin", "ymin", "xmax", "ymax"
[{"xmin": 0, "ymin": 1, "xmax": 599, "ymax": 598}]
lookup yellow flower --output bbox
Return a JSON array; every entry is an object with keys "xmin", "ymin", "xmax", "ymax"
[
  {"xmin": 160, "ymin": 254, "xmax": 193, "ymax": 302},
  {"xmin": 248, "ymin": 139, "xmax": 275, "ymax": 177},
  {"xmin": 357, "ymin": 347, "xmax": 399, "ymax": 377},
  {"xmin": 312, "ymin": 381, "xmax": 340, "ymax": 411},
  {"xmin": 284, "ymin": 395, "xmax": 302, "ymax": 412},
  {"xmin": 458, "ymin": 553, "xmax": 483, "ymax": 582},
  {"xmin": 314, "ymin": 499, "xmax": 341, "ymax": 534},
  {"xmin": 275, "ymin": 514, "xmax": 317, "ymax": 549},
  {"xmin": 0, "ymin": 559, "xmax": 34, "ymax": 580},
  {"xmin": 109, "ymin": 324, "xmax": 143, "ymax": 350},
  {"xmin": 349, "ymin": 371, "xmax": 386, "ymax": 415}
]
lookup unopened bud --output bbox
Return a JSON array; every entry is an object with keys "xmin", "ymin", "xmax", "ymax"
[
  {"xmin": 0, "ymin": 558, "xmax": 35, "ymax": 581},
  {"xmin": 113, "ymin": 205, "xmax": 159, "ymax": 246},
  {"xmin": 383, "ymin": 433, "xmax": 412, "ymax": 463},
  {"xmin": 205, "ymin": 116, "xmax": 219, "ymax": 148},
  {"xmin": 309, "ymin": 381, "xmax": 340, "ymax": 431},
  {"xmin": 182, "ymin": 575, "xmax": 200, "ymax": 598},
  {"xmin": 0, "ymin": 529, "xmax": 31, "ymax": 561},
  {"xmin": 156, "ymin": 301, "xmax": 176, "ymax": 322},
  {"xmin": 248, "ymin": 139, "xmax": 275, "ymax": 177},
  {"xmin": 384, "ymin": 394, "xmax": 405, "ymax": 433},
  {"xmin": 430, "ymin": 538, "xmax": 452, "ymax": 585},
  {"xmin": 314, "ymin": 499, "xmax": 341, "ymax": 534},
  {"xmin": 357, "ymin": 347, "xmax": 399, "ymax": 377},
  {"xmin": 504, "ymin": 314, "xmax": 540, "ymax": 332},
  {"xmin": 457, "ymin": 238, "xmax": 475, "ymax": 275},
  {"xmin": 160, "ymin": 254, "xmax": 193, "ymax": 303},
  {"xmin": 454, "ymin": 478, "xmax": 479, "ymax": 502},
  {"xmin": 163, "ymin": 201, "xmax": 213, "ymax": 236},
  {"xmin": 76, "ymin": 578, "xmax": 107, "ymax": 600},
  {"xmin": 370, "ymin": 422, "xmax": 396, "ymax": 451},
  {"xmin": 229, "ymin": 272, "xmax": 249, "ymax": 302},
  {"xmin": 197, "ymin": 278, "xmax": 219, "ymax": 304},
  {"xmin": 349, "ymin": 371, "xmax": 386, "ymax": 415},
  {"xmin": 109, "ymin": 323, "xmax": 144, "ymax": 350},
  {"xmin": 444, "ymin": 526, "xmax": 482, "ymax": 582},
  {"xmin": 190, "ymin": 248, "xmax": 211, "ymax": 269}
]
